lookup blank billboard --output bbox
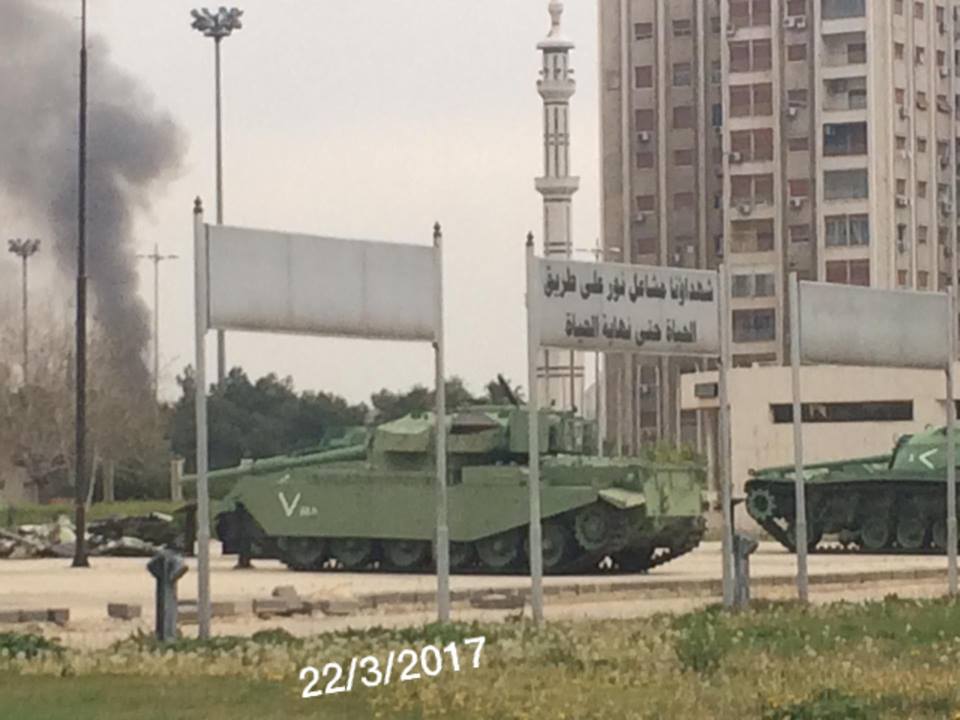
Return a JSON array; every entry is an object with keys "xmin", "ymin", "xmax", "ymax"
[
  {"xmin": 799, "ymin": 281, "xmax": 949, "ymax": 369},
  {"xmin": 206, "ymin": 225, "xmax": 438, "ymax": 342}
]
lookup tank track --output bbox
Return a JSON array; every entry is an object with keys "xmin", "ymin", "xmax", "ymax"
[
  {"xmin": 746, "ymin": 478, "xmax": 957, "ymax": 555},
  {"xmin": 226, "ymin": 502, "xmax": 705, "ymax": 575}
]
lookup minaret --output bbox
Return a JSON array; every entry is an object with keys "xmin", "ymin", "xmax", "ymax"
[{"xmin": 536, "ymin": 0, "xmax": 581, "ymax": 410}]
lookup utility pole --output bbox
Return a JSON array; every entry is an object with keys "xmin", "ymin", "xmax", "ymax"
[
  {"xmin": 138, "ymin": 244, "xmax": 179, "ymax": 400},
  {"xmin": 73, "ymin": 0, "xmax": 90, "ymax": 569},
  {"xmin": 191, "ymin": 6, "xmax": 243, "ymax": 384},
  {"xmin": 7, "ymin": 238, "xmax": 40, "ymax": 384}
]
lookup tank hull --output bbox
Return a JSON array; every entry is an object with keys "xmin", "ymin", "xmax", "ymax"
[{"xmin": 215, "ymin": 459, "xmax": 707, "ymax": 574}]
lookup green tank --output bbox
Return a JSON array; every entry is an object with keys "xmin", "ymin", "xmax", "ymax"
[
  {"xmin": 209, "ymin": 399, "xmax": 707, "ymax": 574},
  {"xmin": 745, "ymin": 426, "xmax": 959, "ymax": 553}
]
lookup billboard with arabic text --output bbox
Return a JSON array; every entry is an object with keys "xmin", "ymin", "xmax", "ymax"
[{"xmin": 535, "ymin": 259, "xmax": 720, "ymax": 356}]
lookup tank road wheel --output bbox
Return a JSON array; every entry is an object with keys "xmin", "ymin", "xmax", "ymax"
[
  {"xmin": 329, "ymin": 538, "xmax": 375, "ymax": 570},
  {"xmin": 786, "ymin": 523, "xmax": 822, "ymax": 552},
  {"xmin": 449, "ymin": 542, "xmax": 476, "ymax": 572},
  {"xmin": 278, "ymin": 537, "xmax": 326, "ymax": 571},
  {"xmin": 859, "ymin": 517, "xmax": 892, "ymax": 551},
  {"xmin": 382, "ymin": 540, "xmax": 431, "ymax": 572},
  {"xmin": 574, "ymin": 504, "xmax": 629, "ymax": 553},
  {"xmin": 524, "ymin": 521, "xmax": 574, "ymax": 572},
  {"xmin": 896, "ymin": 512, "xmax": 927, "ymax": 551},
  {"xmin": 476, "ymin": 529, "xmax": 521, "ymax": 571}
]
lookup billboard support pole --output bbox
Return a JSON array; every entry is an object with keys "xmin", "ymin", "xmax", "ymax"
[
  {"xmin": 718, "ymin": 264, "xmax": 734, "ymax": 608},
  {"xmin": 789, "ymin": 272, "xmax": 809, "ymax": 603},
  {"xmin": 947, "ymin": 286, "xmax": 957, "ymax": 595},
  {"xmin": 433, "ymin": 223, "xmax": 450, "ymax": 622},
  {"xmin": 193, "ymin": 198, "xmax": 212, "ymax": 638},
  {"xmin": 526, "ymin": 233, "xmax": 544, "ymax": 625}
]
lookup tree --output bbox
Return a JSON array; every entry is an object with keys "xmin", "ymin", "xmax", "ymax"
[{"xmin": 369, "ymin": 376, "xmax": 479, "ymax": 422}]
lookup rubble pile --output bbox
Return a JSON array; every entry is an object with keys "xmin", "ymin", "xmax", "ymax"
[{"xmin": 0, "ymin": 512, "xmax": 182, "ymax": 559}]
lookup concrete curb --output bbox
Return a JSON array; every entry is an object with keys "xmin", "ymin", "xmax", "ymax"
[{"xmin": 354, "ymin": 567, "xmax": 952, "ymax": 611}]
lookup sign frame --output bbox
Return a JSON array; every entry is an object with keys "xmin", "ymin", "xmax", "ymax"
[{"xmin": 192, "ymin": 200, "xmax": 451, "ymax": 637}]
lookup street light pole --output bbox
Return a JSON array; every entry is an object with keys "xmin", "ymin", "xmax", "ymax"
[
  {"xmin": 137, "ymin": 244, "xmax": 179, "ymax": 400},
  {"xmin": 191, "ymin": 6, "xmax": 243, "ymax": 384},
  {"xmin": 73, "ymin": 0, "xmax": 90, "ymax": 568},
  {"xmin": 7, "ymin": 239, "xmax": 40, "ymax": 384}
]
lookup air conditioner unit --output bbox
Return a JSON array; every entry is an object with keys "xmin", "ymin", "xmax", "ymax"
[
  {"xmin": 726, "ymin": 23, "xmax": 738, "ymax": 37},
  {"xmin": 729, "ymin": 151, "xmax": 744, "ymax": 164},
  {"xmin": 715, "ymin": 166, "xmax": 725, "ymax": 178},
  {"xmin": 917, "ymin": 98, "xmax": 929, "ymax": 110},
  {"xmin": 738, "ymin": 203, "xmax": 753, "ymax": 216},
  {"xmin": 938, "ymin": 99, "xmax": 952, "ymax": 113},
  {"xmin": 897, "ymin": 240, "xmax": 908, "ymax": 254},
  {"xmin": 783, "ymin": 16, "xmax": 795, "ymax": 28},
  {"xmin": 940, "ymin": 20, "xmax": 947, "ymax": 34},
  {"xmin": 638, "ymin": 131, "xmax": 651, "ymax": 143},
  {"xmin": 794, "ymin": 16, "xmax": 808, "ymax": 29},
  {"xmin": 899, "ymin": 149, "xmax": 911, "ymax": 160},
  {"xmin": 636, "ymin": 211, "xmax": 647, "ymax": 223},
  {"xmin": 941, "ymin": 201, "xmax": 953, "ymax": 215},
  {"xmin": 896, "ymin": 195, "xmax": 911, "ymax": 208},
  {"xmin": 940, "ymin": 65, "xmax": 951, "ymax": 78},
  {"xmin": 789, "ymin": 197, "xmax": 806, "ymax": 209},
  {"xmin": 941, "ymin": 154, "xmax": 951, "ymax": 168},
  {"xmin": 786, "ymin": 106, "xmax": 799, "ymax": 119},
  {"xmin": 899, "ymin": 106, "xmax": 909, "ymax": 119}
]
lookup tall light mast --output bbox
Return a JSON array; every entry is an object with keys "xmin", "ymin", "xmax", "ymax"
[{"xmin": 535, "ymin": 0, "xmax": 581, "ymax": 410}]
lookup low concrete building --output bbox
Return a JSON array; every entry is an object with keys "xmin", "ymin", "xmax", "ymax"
[{"xmin": 682, "ymin": 364, "xmax": 958, "ymax": 519}]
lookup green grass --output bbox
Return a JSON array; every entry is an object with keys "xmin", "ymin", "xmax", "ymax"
[
  {"xmin": 7, "ymin": 599, "xmax": 960, "ymax": 719},
  {"xmin": 1, "ymin": 501, "xmax": 187, "ymax": 528}
]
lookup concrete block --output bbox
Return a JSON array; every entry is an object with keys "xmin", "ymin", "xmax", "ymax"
[
  {"xmin": 254, "ymin": 597, "xmax": 306, "ymax": 618},
  {"xmin": 316, "ymin": 598, "xmax": 361, "ymax": 617},
  {"xmin": 108, "ymin": 603, "xmax": 143, "ymax": 620},
  {"xmin": 0, "ymin": 610, "xmax": 21, "ymax": 623},
  {"xmin": 210, "ymin": 601, "xmax": 238, "ymax": 618},
  {"xmin": 19, "ymin": 609, "xmax": 49, "ymax": 623},
  {"xmin": 469, "ymin": 593, "xmax": 525, "ymax": 610},
  {"xmin": 271, "ymin": 585, "xmax": 299, "ymax": 600},
  {"xmin": 47, "ymin": 609, "xmax": 70, "ymax": 626}
]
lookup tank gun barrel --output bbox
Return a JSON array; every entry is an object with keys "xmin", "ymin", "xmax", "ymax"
[{"xmin": 497, "ymin": 373, "xmax": 520, "ymax": 407}]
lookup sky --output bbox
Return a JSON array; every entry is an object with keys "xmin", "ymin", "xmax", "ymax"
[{"xmin": 1, "ymin": 0, "xmax": 601, "ymax": 404}]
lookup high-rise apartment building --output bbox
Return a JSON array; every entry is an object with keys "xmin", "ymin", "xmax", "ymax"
[{"xmin": 600, "ymin": 0, "xmax": 960, "ymax": 452}]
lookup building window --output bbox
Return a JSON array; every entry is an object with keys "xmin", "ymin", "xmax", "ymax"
[
  {"xmin": 895, "ymin": 0, "xmax": 904, "ymax": 14},
  {"xmin": 895, "ymin": 88, "xmax": 906, "ymax": 105},
  {"xmin": 770, "ymin": 401, "xmax": 913, "ymax": 424},
  {"xmin": 894, "ymin": 42, "xmax": 905, "ymax": 60},
  {"xmin": 711, "ymin": 61, "xmax": 722, "ymax": 84},
  {"xmin": 898, "ymin": 269, "xmax": 909, "ymax": 286},
  {"xmin": 730, "ymin": 129, "xmax": 773, "ymax": 161},
  {"xmin": 730, "ymin": 220, "xmax": 775, "ymax": 252},
  {"xmin": 826, "ymin": 259, "xmax": 870, "ymax": 286},
  {"xmin": 730, "ymin": 0, "xmax": 772, "ymax": 26},
  {"xmin": 674, "ymin": 148, "xmax": 695, "ymax": 166},
  {"xmin": 636, "ymin": 152, "xmax": 654, "ymax": 169},
  {"xmin": 788, "ymin": 136, "xmax": 810, "ymax": 151},
  {"xmin": 824, "ymin": 169, "xmax": 869, "ymax": 200},
  {"xmin": 789, "ymin": 179, "xmax": 810, "ymax": 198},
  {"xmin": 918, "ymin": 225, "xmax": 928, "ymax": 243},
  {"xmin": 915, "ymin": 46, "xmax": 926, "ymax": 65},
  {"xmin": 673, "ymin": 105, "xmax": 694, "ymax": 128},
  {"xmin": 731, "ymin": 273, "xmax": 776, "ymax": 298},
  {"xmin": 674, "ymin": 192, "xmax": 696, "ymax": 209},
  {"xmin": 733, "ymin": 309, "xmax": 776, "ymax": 343},
  {"xmin": 729, "ymin": 40, "xmax": 773, "ymax": 72},
  {"xmin": 825, "ymin": 215, "xmax": 870, "ymax": 246},
  {"xmin": 824, "ymin": 122, "xmax": 868, "ymax": 156},
  {"xmin": 915, "ymin": 1, "xmax": 924, "ymax": 20},
  {"xmin": 634, "ymin": 22, "xmax": 654, "ymax": 40},
  {"xmin": 896, "ymin": 135, "xmax": 907, "ymax": 150},
  {"xmin": 729, "ymin": 83, "xmax": 773, "ymax": 117},
  {"xmin": 788, "ymin": 44, "xmax": 808, "ymax": 61},
  {"xmin": 918, "ymin": 181, "xmax": 928, "ymax": 198},
  {"xmin": 673, "ymin": 19, "xmax": 692, "ymax": 37},
  {"xmin": 635, "ymin": 66, "xmax": 653, "ymax": 89},
  {"xmin": 790, "ymin": 224, "xmax": 812, "ymax": 243},
  {"xmin": 636, "ymin": 195, "xmax": 656, "ymax": 212},
  {"xmin": 787, "ymin": 0, "xmax": 806, "ymax": 14},
  {"xmin": 918, "ymin": 271, "xmax": 929, "ymax": 289},
  {"xmin": 822, "ymin": 0, "xmax": 866, "ymax": 19},
  {"xmin": 917, "ymin": 137, "xmax": 928, "ymax": 153},
  {"xmin": 635, "ymin": 109, "xmax": 655, "ymax": 130},
  {"xmin": 673, "ymin": 62, "xmax": 692, "ymax": 87},
  {"xmin": 731, "ymin": 174, "xmax": 775, "ymax": 206},
  {"xmin": 848, "ymin": 42, "xmax": 867, "ymax": 64}
]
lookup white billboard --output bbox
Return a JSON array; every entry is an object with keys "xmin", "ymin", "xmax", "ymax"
[
  {"xmin": 206, "ymin": 225, "xmax": 438, "ymax": 342},
  {"xmin": 799, "ymin": 281, "xmax": 950, "ymax": 369},
  {"xmin": 535, "ymin": 259, "xmax": 720, "ymax": 356}
]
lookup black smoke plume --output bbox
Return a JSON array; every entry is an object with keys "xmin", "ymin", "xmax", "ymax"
[{"xmin": 0, "ymin": 0, "xmax": 184, "ymax": 380}]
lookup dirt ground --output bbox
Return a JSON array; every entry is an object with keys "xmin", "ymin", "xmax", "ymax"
[{"xmin": 0, "ymin": 541, "xmax": 953, "ymax": 648}]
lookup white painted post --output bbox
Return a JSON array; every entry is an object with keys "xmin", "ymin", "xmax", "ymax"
[
  {"xmin": 193, "ymin": 198, "xmax": 212, "ymax": 638},
  {"xmin": 433, "ymin": 223, "xmax": 451, "ymax": 622},
  {"xmin": 717, "ymin": 264, "xmax": 734, "ymax": 608},
  {"xmin": 789, "ymin": 273, "xmax": 809, "ymax": 603},
  {"xmin": 526, "ymin": 234, "xmax": 544, "ymax": 624},
  {"xmin": 947, "ymin": 287, "xmax": 957, "ymax": 595}
]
